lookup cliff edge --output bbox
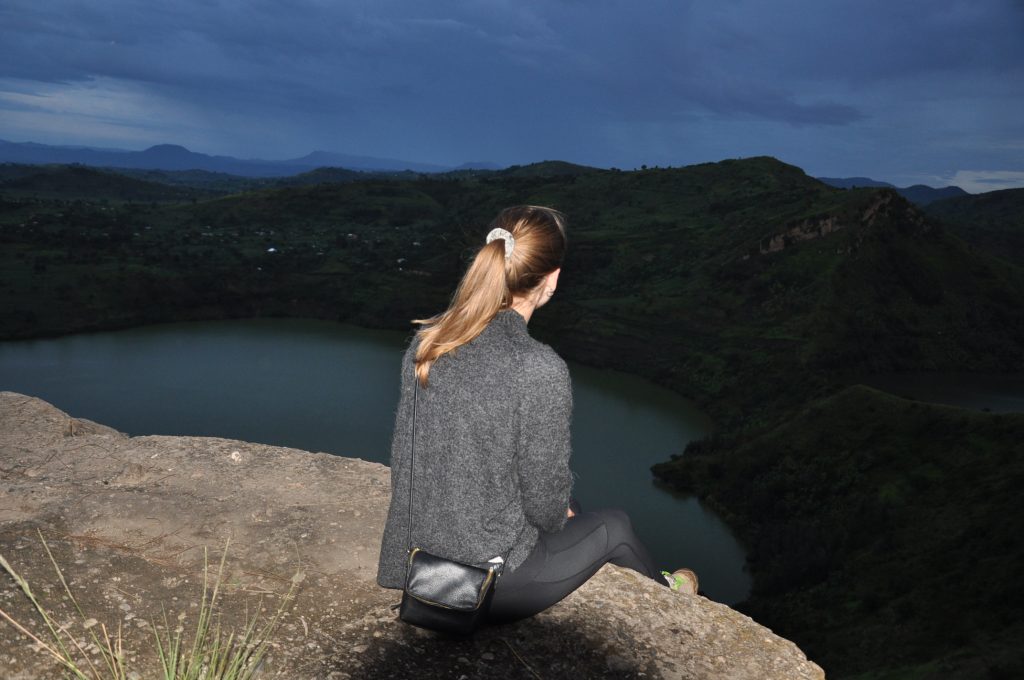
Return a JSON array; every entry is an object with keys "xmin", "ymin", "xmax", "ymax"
[{"xmin": 0, "ymin": 392, "xmax": 824, "ymax": 679}]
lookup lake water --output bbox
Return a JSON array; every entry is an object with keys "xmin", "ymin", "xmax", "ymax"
[{"xmin": 0, "ymin": 318, "xmax": 751, "ymax": 603}]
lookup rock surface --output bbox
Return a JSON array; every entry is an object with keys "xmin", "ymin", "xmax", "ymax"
[{"xmin": 0, "ymin": 391, "xmax": 824, "ymax": 679}]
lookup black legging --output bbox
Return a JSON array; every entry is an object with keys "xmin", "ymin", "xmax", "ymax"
[{"xmin": 488, "ymin": 503, "xmax": 665, "ymax": 624}]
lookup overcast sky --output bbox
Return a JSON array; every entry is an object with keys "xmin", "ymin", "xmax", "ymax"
[{"xmin": 1, "ymin": 0, "xmax": 1022, "ymax": 191}]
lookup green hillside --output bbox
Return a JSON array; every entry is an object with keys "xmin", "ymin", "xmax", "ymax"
[
  {"xmin": 0, "ymin": 164, "xmax": 218, "ymax": 202},
  {"xmin": 925, "ymin": 188, "xmax": 1024, "ymax": 266},
  {"xmin": 276, "ymin": 166, "xmax": 378, "ymax": 186},
  {"xmin": 507, "ymin": 159, "xmax": 1023, "ymax": 423},
  {"xmin": 109, "ymin": 167, "xmax": 264, "ymax": 193},
  {"xmin": 497, "ymin": 159, "xmax": 600, "ymax": 178},
  {"xmin": 115, "ymin": 164, "xmax": 423, "ymax": 191},
  {"xmin": 653, "ymin": 386, "xmax": 1024, "ymax": 679}
]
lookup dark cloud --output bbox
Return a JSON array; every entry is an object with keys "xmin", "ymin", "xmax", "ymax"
[{"xmin": 0, "ymin": 0, "xmax": 1021, "ymax": 187}]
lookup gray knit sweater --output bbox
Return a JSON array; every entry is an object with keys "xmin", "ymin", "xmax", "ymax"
[{"xmin": 376, "ymin": 308, "xmax": 574, "ymax": 589}]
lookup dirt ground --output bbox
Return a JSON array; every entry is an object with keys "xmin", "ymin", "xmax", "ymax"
[{"xmin": 0, "ymin": 391, "xmax": 824, "ymax": 679}]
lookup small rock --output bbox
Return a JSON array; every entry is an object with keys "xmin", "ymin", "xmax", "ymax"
[{"xmin": 607, "ymin": 654, "xmax": 632, "ymax": 672}]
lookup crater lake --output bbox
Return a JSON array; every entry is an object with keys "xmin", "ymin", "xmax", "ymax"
[{"xmin": 0, "ymin": 317, "xmax": 752, "ymax": 603}]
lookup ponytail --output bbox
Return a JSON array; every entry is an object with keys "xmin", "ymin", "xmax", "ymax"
[{"xmin": 413, "ymin": 205, "xmax": 566, "ymax": 387}]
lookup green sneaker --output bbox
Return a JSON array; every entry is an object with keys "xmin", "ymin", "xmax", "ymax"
[{"xmin": 661, "ymin": 568, "xmax": 698, "ymax": 594}]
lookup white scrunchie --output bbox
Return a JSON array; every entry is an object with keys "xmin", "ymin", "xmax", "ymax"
[{"xmin": 485, "ymin": 227, "xmax": 516, "ymax": 260}]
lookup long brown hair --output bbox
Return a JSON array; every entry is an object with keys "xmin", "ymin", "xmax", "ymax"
[{"xmin": 413, "ymin": 205, "xmax": 567, "ymax": 386}]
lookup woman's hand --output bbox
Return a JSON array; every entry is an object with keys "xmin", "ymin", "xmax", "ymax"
[{"xmin": 567, "ymin": 507, "xmax": 575, "ymax": 518}]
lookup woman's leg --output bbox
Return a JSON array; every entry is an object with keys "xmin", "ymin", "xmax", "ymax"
[{"xmin": 488, "ymin": 508, "xmax": 663, "ymax": 624}]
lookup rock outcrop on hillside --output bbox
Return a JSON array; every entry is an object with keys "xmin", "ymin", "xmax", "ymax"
[{"xmin": 0, "ymin": 392, "xmax": 824, "ymax": 679}]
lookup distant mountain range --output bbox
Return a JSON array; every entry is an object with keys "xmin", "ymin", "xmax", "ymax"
[
  {"xmin": 1, "ymin": 139, "xmax": 976, "ymax": 205},
  {"xmin": 0, "ymin": 139, "xmax": 503, "ymax": 177},
  {"xmin": 817, "ymin": 176, "xmax": 968, "ymax": 205}
]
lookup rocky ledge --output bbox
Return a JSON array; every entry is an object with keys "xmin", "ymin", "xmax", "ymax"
[{"xmin": 0, "ymin": 392, "xmax": 824, "ymax": 679}]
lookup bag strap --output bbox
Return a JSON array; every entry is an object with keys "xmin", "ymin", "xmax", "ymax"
[
  {"xmin": 403, "ymin": 362, "xmax": 518, "ymax": 571},
  {"xmin": 405, "ymin": 379, "xmax": 418, "ymax": 555}
]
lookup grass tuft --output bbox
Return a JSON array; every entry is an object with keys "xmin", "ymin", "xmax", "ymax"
[{"xmin": 0, "ymin": 532, "xmax": 299, "ymax": 679}]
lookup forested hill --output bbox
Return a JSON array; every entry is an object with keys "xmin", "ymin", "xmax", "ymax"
[
  {"xmin": 0, "ymin": 162, "xmax": 412, "ymax": 197},
  {"xmin": 925, "ymin": 187, "xmax": 1024, "ymax": 266},
  {"xmin": 0, "ymin": 164, "xmax": 219, "ymax": 202},
  {"xmin": 654, "ymin": 386, "xmax": 1024, "ymax": 678},
  {"xmin": 2, "ymin": 156, "xmax": 1022, "ymax": 426}
]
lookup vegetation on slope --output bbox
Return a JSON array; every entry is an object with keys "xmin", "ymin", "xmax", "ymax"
[
  {"xmin": 925, "ymin": 188, "xmax": 1024, "ymax": 266},
  {"xmin": 0, "ymin": 164, "xmax": 219, "ymax": 202},
  {"xmin": 653, "ymin": 386, "xmax": 1024, "ymax": 679}
]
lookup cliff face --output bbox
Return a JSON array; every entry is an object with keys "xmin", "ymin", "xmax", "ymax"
[
  {"xmin": 0, "ymin": 392, "xmax": 824, "ymax": 679},
  {"xmin": 757, "ymin": 190, "xmax": 932, "ymax": 256}
]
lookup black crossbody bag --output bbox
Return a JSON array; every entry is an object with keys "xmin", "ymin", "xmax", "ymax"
[{"xmin": 398, "ymin": 380, "xmax": 511, "ymax": 636}]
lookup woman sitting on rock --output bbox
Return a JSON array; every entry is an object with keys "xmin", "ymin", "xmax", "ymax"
[{"xmin": 376, "ymin": 205, "xmax": 697, "ymax": 623}]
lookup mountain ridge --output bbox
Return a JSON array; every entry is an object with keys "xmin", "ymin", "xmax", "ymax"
[
  {"xmin": 817, "ymin": 175, "xmax": 969, "ymax": 205},
  {"xmin": 0, "ymin": 138, "xmax": 497, "ymax": 176}
]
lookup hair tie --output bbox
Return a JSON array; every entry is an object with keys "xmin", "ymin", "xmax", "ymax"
[{"xmin": 485, "ymin": 227, "xmax": 515, "ymax": 260}]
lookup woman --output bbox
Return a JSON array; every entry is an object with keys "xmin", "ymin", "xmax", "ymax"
[{"xmin": 376, "ymin": 205, "xmax": 696, "ymax": 624}]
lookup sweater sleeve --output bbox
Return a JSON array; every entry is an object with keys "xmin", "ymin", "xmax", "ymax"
[{"xmin": 516, "ymin": 350, "xmax": 573, "ymax": 534}]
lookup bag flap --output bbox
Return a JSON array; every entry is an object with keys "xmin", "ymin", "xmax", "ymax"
[{"xmin": 405, "ymin": 549, "xmax": 494, "ymax": 611}]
